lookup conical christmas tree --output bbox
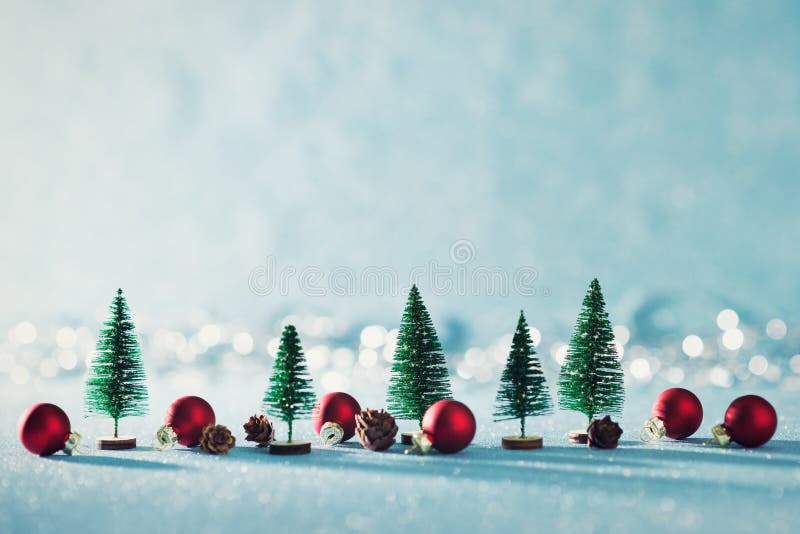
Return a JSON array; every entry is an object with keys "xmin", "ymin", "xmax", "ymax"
[
  {"xmin": 85, "ymin": 289, "xmax": 149, "ymax": 438},
  {"xmin": 263, "ymin": 324, "xmax": 316, "ymax": 442},
  {"xmin": 494, "ymin": 310, "xmax": 552, "ymax": 438},
  {"xmin": 387, "ymin": 284, "xmax": 452, "ymax": 427},
  {"xmin": 558, "ymin": 278, "xmax": 624, "ymax": 422}
]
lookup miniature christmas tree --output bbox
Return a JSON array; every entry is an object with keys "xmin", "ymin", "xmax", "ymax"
[
  {"xmin": 84, "ymin": 289, "xmax": 149, "ymax": 448},
  {"xmin": 494, "ymin": 310, "xmax": 552, "ymax": 447},
  {"xmin": 558, "ymin": 278, "xmax": 624, "ymax": 425},
  {"xmin": 387, "ymin": 284, "xmax": 452, "ymax": 429},
  {"xmin": 263, "ymin": 324, "xmax": 316, "ymax": 452}
]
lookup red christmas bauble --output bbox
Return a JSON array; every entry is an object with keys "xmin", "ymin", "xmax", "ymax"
[
  {"xmin": 652, "ymin": 388, "xmax": 703, "ymax": 439},
  {"xmin": 165, "ymin": 396, "xmax": 216, "ymax": 447},
  {"xmin": 422, "ymin": 400, "xmax": 476, "ymax": 453},
  {"xmin": 312, "ymin": 392, "xmax": 361, "ymax": 442},
  {"xmin": 724, "ymin": 395, "xmax": 777, "ymax": 448},
  {"xmin": 17, "ymin": 403, "xmax": 72, "ymax": 456}
]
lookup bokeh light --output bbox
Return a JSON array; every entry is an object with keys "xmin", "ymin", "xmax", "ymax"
[
  {"xmin": 721, "ymin": 329, "xmax": 744, "ymax": 350},
  {"xmin": 709, "ymin": 366, "xmax": 733, "ymax": 388},
  {"xmin": 681, "ymin": 335, "xmax": 703, "ymax": 358},
  {"xmin": 790, "ymin": 354, "xmax": 800, "ymax": 374},
  {"xmin": 529, "ymin": 326, "xmax": 542, "ymax": 347},
  {"xmin": 613, "ymin": 325, "xmax": 630, "ymax": 345},
  {"xmin": 0, "ymin": 295, "xmax": 796, "ymax": 392},
  {"xmin": 551, "ymin": 342, "xmax": 568, "ymax": 365},
  {"xmin": 39, "ymin": 358, "xmax": 59, "ymax": 378},
  {"xmin": 360, "ymin": 325, "xmax": 387, "ymax": 349},
  {"xmin": 765, "ymin": 318, "xmax": 787, "ymax": 340},
  {"xmin": 764, "ymin": 365, "xmax": 782, "ymax": 382},
  {"xmin": 232, "ymin": 332, "xmax": 254, "ymax": 355},
  {"xmin": 665, "ymin": 367, "xmax": 685, "ymax": 384},
  {"xmin": 57, "ymin": 350, "xmax": 78, "ymax": 370},
  {"xmin": 198, "ymin": 324, "xmax": 222, "ymax": 347},
  {"xmin": 630, "ymin": 358, "xmax": 652, "ymax": 381},
  {"xmin": 306, "ymin": 345, "xmax": 330, "ymax": 370},
  {"xmin": 382, "ymin": 328, "xmax": 399, "ymax": 362},
  {"xmin": 266, "ymin": 337, "xmax": 280, "ymax": 358},
  {"xmin": 748, "ymin": 355, "xmax": 769, "ymax": 376},
  {"xmin": 456, "ymin": 360, "xmax": 472, "ymax": 380},
  {"xmin": 716, "ymin": 309, "xmax": 739, "ymax": 330},
  {"xmin": 10, "ymin": 365, "xmax": 30, "ymax": 385},
  {"xmin": 55, "ymin": 327, "xmax": 77, "ymax": 349},
  {"xmin": 358, "ymin": 348, "xmax": 378, "ymax": 368},
  {"xmin": 10, "ymin": 322, "xmax": 37, "ymax": 345}
]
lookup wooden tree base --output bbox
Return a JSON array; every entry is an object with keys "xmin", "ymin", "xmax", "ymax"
[
  {"xmin": 400, "ymin": 432, "xmax": 415, "ymax": 446},
  {"xmin": 269, "ymin": 440, "xmax": 311, "ymax": 455},
  {"xmin": 568, "ymin": 430, "xmax": 589, "ymax": 444},
  {"xmin": 501, "ymin": 435, "xmax": 543, "ymax": 450},
  {"xmin": 96, "ymin": 436, "xmax": 137, "ymax": 450}
]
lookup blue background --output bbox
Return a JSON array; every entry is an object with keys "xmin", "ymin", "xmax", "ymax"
[{"xmin": 1, "ymin": 1, "xmax": 798, "ymax": 348}]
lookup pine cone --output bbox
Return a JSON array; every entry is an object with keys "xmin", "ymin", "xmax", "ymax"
[
  {"xmin": 355, "ymin": 409, "xmax": 398, "ymax": 451},
  {"xmin": 587, "ymin": 415, "xmax": 623, "ymax": 449},
  {"xmin": 243, "ymin": 414, "xmax": 275, "ymax": 447},
  {"xmin": 199, "ymin": 424, "xmax": 236, "ymax": 455}
]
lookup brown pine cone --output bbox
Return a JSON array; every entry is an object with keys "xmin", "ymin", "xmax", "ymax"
[
  {"xmin": 355, "ymin": 409, "xmax": 398, "ymax": 451},
  {"xmin": 199, "ymin": 424, "xmax": 236, "ymax": 455},
  {"xmin": 587, "ymin": 415, "xmax": 623, "ymax": 449},
  {"xmin": 243, "ymin": 414, "xmax": 275, "ymax": 447}
]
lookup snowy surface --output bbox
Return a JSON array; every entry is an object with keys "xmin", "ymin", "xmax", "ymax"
[{"xmin": 1, "ymin": 379, "xmax": 798, "ymax": 534}]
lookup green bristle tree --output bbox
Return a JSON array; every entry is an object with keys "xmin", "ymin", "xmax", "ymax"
[
  {"xmin": 263, "ymin": 324, "xmax": 316, "ymax": 442},
  {"xmin": 387, "ymin": 284, "xmax": 453, "ymax": 427},
  {"xmin": 84, "ymin": 288, "xmax": 149, "ymax": 437},
  {"xmin": 494, "ymin": 310, "xmax": 552, "ymax": 437},
  {"xmin": 558, "ymin": 278, "xmax": 625, "ymax": 421}
]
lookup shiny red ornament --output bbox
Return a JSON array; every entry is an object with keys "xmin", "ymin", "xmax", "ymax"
[
  {"xmin": 17, "ymin": 403, "xmax": 75, "ymax": 456},
  {"xmin": 312, "ymin": 392, "xmax": 361, "ymax": 444},
  {"xmin": 723, "ymin": 395, "xmax": 777, "ymax": 448},
  {"xmin": 164, "ymin": 396, "xmax": 216, "ymax": 447},
  {"xmin": 643, "ymin": 388, "xmax": 703, "ymax": 441},
  {"xmin": 421, "ymin": 400, "xmax": 476, "ymax": 453}
]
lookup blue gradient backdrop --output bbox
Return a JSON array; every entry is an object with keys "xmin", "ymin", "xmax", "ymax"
[{"xmin": 2, "ymin": 1, "xmax": 799, "ymax": 345}]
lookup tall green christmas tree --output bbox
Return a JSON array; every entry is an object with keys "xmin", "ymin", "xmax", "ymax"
[
  {"xmin": 85, "ymin": 289, "xmax": 149, "ymax": 437},
  {"xmin": 494, "ymin": 310, "xmax": 552, "ymax": 437},
  {"xmin": 387, "ymin": 284, "xmax": 452, "ymax": 427},
  {"xmin": 263, "ymin": 324, "xmax": 316, "ymax": 442},
  {"xmin": 558, "ymin": 278, "xmax": 624, "ymax": 421}
]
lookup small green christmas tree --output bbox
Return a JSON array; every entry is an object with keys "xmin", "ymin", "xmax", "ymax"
[
  {"xmin": 85, "ymin": 289, "xmax": 149, "ymax": 437},
  {"xmin": 558, "ymin": 278, "xmax": 624, "ymax": 422},
  {"xmin": 263, "ymin": 324, "xmax": 316, "ymax": 442},
  {"xmin": 494, "ymin": 310, "xmax": 552, "ymax": 437},
  {"xmin": 387, "ymin": 284, "xmax": 453, "ymax": 427}
]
